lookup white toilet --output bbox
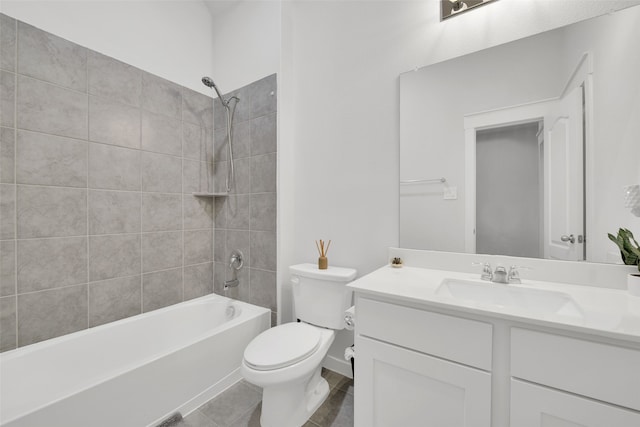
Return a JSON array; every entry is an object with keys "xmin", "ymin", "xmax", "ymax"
[{"xmin": 241, "ymin": 263, "xmax": 357, "ymax": 427}]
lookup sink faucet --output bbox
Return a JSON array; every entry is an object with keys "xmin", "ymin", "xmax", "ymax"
[
  {"xmin": 492, "ymin": 266, "xmax": 508, "ymax": 284},
  {"xmin": 473, "ymin": 262, "xmax": 527, "ymax": 284}
]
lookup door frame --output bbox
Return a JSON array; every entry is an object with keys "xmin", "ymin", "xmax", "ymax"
[{"xmin": 463, "ymin": 52, "xmax": 593, "ymax": 257}]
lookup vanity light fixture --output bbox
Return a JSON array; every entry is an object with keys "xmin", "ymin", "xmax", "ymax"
[{"xmin": 441, "ymin": 0, "xmax": 496, "ymax": 21}]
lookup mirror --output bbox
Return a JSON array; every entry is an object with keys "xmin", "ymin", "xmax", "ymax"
[{"xmin": 400, "ymin": 5, "xmax": 640, "ymax": 264}]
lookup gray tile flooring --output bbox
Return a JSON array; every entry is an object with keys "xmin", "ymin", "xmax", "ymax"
[{"xmin": 175, "ymin": 368, "xmax": 353, "ymax": 427}]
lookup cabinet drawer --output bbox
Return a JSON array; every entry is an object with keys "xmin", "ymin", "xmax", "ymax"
[
  {"xmin": 511, "ymin": 328, "xmax": 640, "ymax": 411},
  {"xmin": 357, "ymin": 297, "xmax": 492, "ymax": 370},
  {"xmin": 511, "ymin": 379, "xmax": 640, "ymax": 427}
]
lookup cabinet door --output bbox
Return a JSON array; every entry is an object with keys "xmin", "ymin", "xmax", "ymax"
[
  {"xmin": 354, "ymin": 336, "xmax": 491, "ymax": 427},
  {"xmin": 511, "ymin": 379, "xmax": 640, "ymax": 427}
]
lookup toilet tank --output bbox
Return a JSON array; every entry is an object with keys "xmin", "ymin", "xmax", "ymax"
[{"xmin": 290, "ymin": 263, "xmax": 357, "ymax": 330}]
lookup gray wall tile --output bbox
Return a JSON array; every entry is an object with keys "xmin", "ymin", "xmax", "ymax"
[
  {"xmin": 18, "ymin": 22, "xmax": 86, "ymax": 91},
  {"xmin": 248, "ymin": 74, "xmax": 277, "ymax": 119},
  {"xmin": 183, "ymin": 87, "xmax": 213, "ymax": 128},
  {"xmin": 89, "ymin": 96, "xmax": 141, "ymax": 149},
  {"xmin": 143, "ymin": 267, "xmax": 182, "ymax": 312},
  {"xmin": 183, "ymin": 195, "xmax": 213, "ymax": 230},
  {"xmin": 250, "ymin": 231, "xmax": 276, "ymax": 271},
  {"xmin": 17, "ymin": 75, "xmax": 88, "ymax": 139},
  {"xmin": 88, "ymin": 51, "xmax": 141, "ymax": 107},
  {"xmin": 226, "ymin": 194, "xmax": 250, "ymax": 230},
  {"xmin": 17, "ymin": 237, "xmax": 87, "ymax": 293},
  {"xmin": 1, "ymin": 70, "xmax": 15, "ymax": 127},
  {"xmin": 251, "ymin": 153, "xmax": 276, "ymax": 193},
  {"xmin": 183, "ymin": 122, "xmax": 213, "ymax": 162},
  {"xmin": 141, "ymin": 110, "xmax": 182, "ymax": 156},
  {"xmin": 250, "ymin": 268, "xmax": 276, "ymax": 311},
  {"xmin": 214, "ymin": 128, "xmax": 227, "ymax": 162},
  {"xmin": 214, "ymin": 98, "xmax": 227, "ymax": 131},
  {"xmin": 0, "ymin": 183, "xmax": 15, "ymax": 239},
  {"xmin": 227, "ymin": 230, "xmax": 250, "ymax": 269},
  {"xmin": 0, "ymin": 14, "xmax": 16, "ymax": 72},
  {"xmin": 213, "ymin": 160, "xmax": 228, "ymax": 193},
  {"xmin": 0, "ymin": 240, "xmax": 15, "ymax": 297},
  {"xmin": 141, "ymin": 151, "xmax": 182, "ymax": 193},
  {"xmin": 88, "ymin": 190, "xmax": 140, "ymax": 235},
  {"xmin": 184, "ymin": 229, "xmax": 212, "ymax": 266},
  {"xmin": 232, "ymin": 120, "xmax": 251, "ymax": 159},
  {"xmin": 89, "ymin": 276, "xmax": 141, "ymax": 327},
  {"xmin": 16, "ymin": 130, "xmax": 87, "ymax": 187},
  {"xmin": 214, "ymin": 261, "xmax": 226, "ymax": 295},
  {"xmin": 141, "ymin": 193, "xmax": 182, "ymax": 232},
  {"xmin": 142, "ymin": 231, "xmax": 182, "ymax": 273},
  {"xmin": 214, "ymin": 229, "xmax": 226, "ymax": 263},
  {"xmin": 214, "ymin": 197, "xmax": 227, "ymax": 229},
  {"xmin": 183, "ymin": 160, "xmax": 213, "ymax": 194},
  {"xmin": 0, "ymin": 296, "xmax": 16, "ymax": 351},
  {"xmin": 89, "ymin": 234, "xmax": 140, "ymax": 281},
  {"xmin": 0, "ymin": 127, "xmax": 14, "ymax": 183},
  {"xmin": 16, "ymin": 186, "xmax": 86, "ymax": 238},
  {"xmin": 250, "ymin": 193, "xmax": 276, "ymax": 231},
  {"xmin": 141, "ymin": 73, "xmax": 181, "ymax": 119},
  {"xmin": 89, "ymin": 142, "xmax": 140, "ymax": 191},
  {"xmin": 233, "ymin": 157, "xmax": 251, "ymax": 194},
  {"xmin": 184, "ymin": 262, "xmax": 213, "ymax": 301},
  {"xmin": 18, "ymin": 284, "xmax": 87, "ymax": 346},
  {"xmin": 251, "ymin": 113, "xmax": 277, "ymax": 156}
]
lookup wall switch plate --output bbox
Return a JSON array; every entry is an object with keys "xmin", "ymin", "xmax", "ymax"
[{"xmin": 443, "ymin": 186, "xmax": 457, "ymax": 200}]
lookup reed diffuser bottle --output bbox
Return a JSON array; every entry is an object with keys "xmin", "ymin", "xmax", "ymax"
[{"xmin": 316, "ymin": 239, "xmax": 331, "ymax": 270}]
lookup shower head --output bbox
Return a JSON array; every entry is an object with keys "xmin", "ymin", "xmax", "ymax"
[{"xmin": 201, "ymin": 76, "xmax": 228, "ymax": 106}]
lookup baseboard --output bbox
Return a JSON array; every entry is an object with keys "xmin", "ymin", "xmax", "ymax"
[{"xmin": 323, "ymin": 355, "xmax": 353, "ymax": 379}]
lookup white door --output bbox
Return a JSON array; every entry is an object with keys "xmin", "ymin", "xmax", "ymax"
[
  {"xmin": 545, "ymin": 85, "xmax": 584, "ymax": 261},
  {"xmin": 511, "ymin": 380, "xmax": 640, "ymax": 427},
  {"xmin": 354, "ymin": 336, "xmax": 491, "ymax": 427}
]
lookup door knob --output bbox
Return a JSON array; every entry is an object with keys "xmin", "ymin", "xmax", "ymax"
[{"xmin": 560, "ymin": 234, "xmax": 576, "ymax": 244}]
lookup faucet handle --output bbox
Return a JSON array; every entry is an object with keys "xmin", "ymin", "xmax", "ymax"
[
  {"xmin": 472, "ymin": 262, "xmax": 492, "ymax": 281},
  {"xmin": 507, "ymin": 265, "xmax": 531, "ymax": 284}
]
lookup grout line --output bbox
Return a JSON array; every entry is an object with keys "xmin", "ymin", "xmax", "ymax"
[
  {"xmin": 85, "ymin": 54, "xmax": 90, "ymax": 330},
  {"xmin": 13, "ymin": 17, "xmax": 18, "ymax": 349},
  {"xmin": 139, "ymin": 100, "xmax": 144, "ymax": 314}
]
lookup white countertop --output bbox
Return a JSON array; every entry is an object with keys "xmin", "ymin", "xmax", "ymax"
[{"xmin": 348, "ymin": 265, "xmax": 640, "ymax": 344}]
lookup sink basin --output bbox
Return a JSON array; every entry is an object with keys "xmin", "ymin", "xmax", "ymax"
[{"xmin": 436, "ymin": 279, "xmax": 583, "ymax": 318}]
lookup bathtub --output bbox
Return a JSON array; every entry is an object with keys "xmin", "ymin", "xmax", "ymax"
[{"xmin": 0, "ymin": 294, "xmax": 270, "ymax": 427}]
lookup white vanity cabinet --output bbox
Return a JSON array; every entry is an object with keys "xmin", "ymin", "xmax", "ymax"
[
  {"xmin": 354, "ymin": 297, "xmax": 493, "ymax": 427},
  {"xmin": 353, "ymin": 294, "xmax": 640, "ymax": 427},
  {"xmin": 510, "ymin": 328, "xmax": 640, "ymax": 426}
]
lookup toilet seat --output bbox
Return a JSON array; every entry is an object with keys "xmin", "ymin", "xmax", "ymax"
[{"xmin": 244, "ymin": 323, "xmax": 322, "ymax": 371}]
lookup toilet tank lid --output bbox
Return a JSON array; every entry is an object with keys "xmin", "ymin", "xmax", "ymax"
[{"xmin": 290, "ymin": 264, "xmax": 357, "ymax": 282}]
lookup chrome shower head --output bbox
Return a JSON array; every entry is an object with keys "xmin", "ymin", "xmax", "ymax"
[{"xmin": 201, "ymin": 76, "xmax": 227, "ymax": 106}]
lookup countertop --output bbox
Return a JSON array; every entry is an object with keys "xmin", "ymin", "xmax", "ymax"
[{"xmin": 348, "ymin": 265, "xmax": 640, "ymax": 344}]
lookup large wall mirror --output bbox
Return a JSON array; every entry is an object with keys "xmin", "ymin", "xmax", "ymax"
[{"xmin": 400, "ymin": 5, "xmax": 640, "ymax": 264}]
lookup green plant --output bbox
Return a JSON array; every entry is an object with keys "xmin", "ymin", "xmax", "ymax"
[{"xmin": 608, "ymin": 228, "xmax": 640, "ymax": 271}]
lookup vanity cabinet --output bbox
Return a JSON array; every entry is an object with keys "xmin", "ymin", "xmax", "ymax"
[
  {"xmin": 354, "ymin": 297, "xmax": 493, "ymax": 427},
  {"xmin": 354, "ymin": 295, "xmax": 640, "ymax": 427}
]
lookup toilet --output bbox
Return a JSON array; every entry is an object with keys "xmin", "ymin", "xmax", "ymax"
[{"xmin": 241, "ymin": 263, "xmax": 357, "ymax": 427}]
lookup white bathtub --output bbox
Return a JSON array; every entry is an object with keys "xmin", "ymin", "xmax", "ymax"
[{"xmin": 0, "ymin": 294, "xmax": 270, "ymax": 427}]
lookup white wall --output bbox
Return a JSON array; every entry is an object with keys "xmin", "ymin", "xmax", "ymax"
[
  {"xmin": 205, "ymin": 0, "xmax": 280, "ymax": 94},
  {"xmin": 0, "ymin": 0, "xmax": 214, "ymax": 95}
]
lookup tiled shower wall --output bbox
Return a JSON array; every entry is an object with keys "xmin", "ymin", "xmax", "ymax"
[
  {"xmin": 0, "ymin": 14, "xmax": 217, "ymax": 351},
  {"xmin": 213, "ymin": 75, "xmax": 278, "ymax": 325}
]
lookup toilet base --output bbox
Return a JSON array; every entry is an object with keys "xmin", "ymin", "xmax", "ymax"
[{"xmin": 259, "ymin": 366, "xmax": 329, "ymax": 427}]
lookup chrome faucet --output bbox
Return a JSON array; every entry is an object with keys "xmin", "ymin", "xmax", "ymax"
[{"xmin": 473, "ymin": 262, "xmax": 527, "ymax": 284}]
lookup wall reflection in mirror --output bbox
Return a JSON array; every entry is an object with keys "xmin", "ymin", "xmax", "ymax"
[{"xmin": 400, "ymin": 5, "xmax": 640, "ymax": 264}]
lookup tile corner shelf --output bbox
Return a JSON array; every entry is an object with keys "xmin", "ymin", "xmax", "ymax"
[{"xmin": 192, "ymin": 192, "xmax": 228, "ymax": 197}]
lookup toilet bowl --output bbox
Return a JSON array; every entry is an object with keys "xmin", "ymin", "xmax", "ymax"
[
  {"xmin": 241, "ymin": 323, "xmax": 335, "ymax": 427},
  {"xmin": 241, "ymin": 263, "xmax": 357, "ymax": 427}
]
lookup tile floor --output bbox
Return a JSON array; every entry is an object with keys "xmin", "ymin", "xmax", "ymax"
[{"xmin": 174, "ymin": 369, "xmax": 354, "ymax": 427}]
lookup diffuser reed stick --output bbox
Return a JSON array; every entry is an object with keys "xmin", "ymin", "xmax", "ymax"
[{"xmin": 316, "ymin": 239, "xmax": 331, "ymax": 269}]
